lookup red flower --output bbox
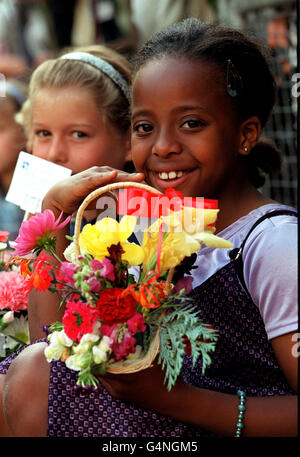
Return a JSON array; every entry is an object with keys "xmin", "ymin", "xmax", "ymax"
[
  {"xmin": 0, "ymin": 231, "xmax": 9, "ymax": 242},
  {"xmin": 28, "ymin": 252, "xmax": 53, "ymax": 291},
  {"xmin": 97, "ymin": 288, "xmax": 136, "ymax": 326},
  {"xmin": 63, "ymin": 301, "xmax": 100, "ymax": 342}
]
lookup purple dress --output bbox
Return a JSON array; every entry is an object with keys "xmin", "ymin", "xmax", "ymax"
[{"xmin": 0, "ymin": 210, "xmax": 296, "ymax": 437}]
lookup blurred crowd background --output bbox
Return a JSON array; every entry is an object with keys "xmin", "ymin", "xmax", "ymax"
[{"xmin": 0, "ymin": 0, "xmax": 298, "ymax": 208}]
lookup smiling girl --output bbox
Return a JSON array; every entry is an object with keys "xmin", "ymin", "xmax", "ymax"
[
  {"xmin": 1, "ymin": 19, "xmax": 297, "ymax": 437},
  {"xmin": 20, "ymin": 44, "xmax": 133, "ymax": 173}
]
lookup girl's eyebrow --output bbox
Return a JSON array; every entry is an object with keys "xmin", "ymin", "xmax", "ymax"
[
  {"xmin": 132, "ymin": 105, "xmax": 211, "ymax": 118},
  {"xmin": 32, "ymin": 122, "xmax": 95, "ymax": 128}
]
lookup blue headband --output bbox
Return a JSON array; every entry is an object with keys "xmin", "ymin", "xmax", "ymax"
[{"xmin": 60, "ymin": 52, "xmax": 131, "ymax": 103}]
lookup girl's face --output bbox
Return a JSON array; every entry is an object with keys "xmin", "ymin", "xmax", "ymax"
[
  {"xmin": 131, "ymin": 57, "xmax": 244, "ymax": 199},
  {"xmin": 31, "ymin": 86, "xmax": 131, "ymax": 174},
  {"xmin": 0, "ymin": 99, "xmax": 26, "ymax": 177}
]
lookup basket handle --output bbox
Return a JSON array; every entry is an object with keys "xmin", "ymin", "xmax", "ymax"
[{"xmin": 73, "ymin": 181, "xmax": 162, "ymax": 257}]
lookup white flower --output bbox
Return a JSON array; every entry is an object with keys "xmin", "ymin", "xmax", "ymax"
[
  {"xmin": 2, "ymin": 311, "xmax": 14, "ymax": 324},
  {"xmin": 0, "ymin": 242, "xmax": 7, "ymax": 251},
  {"xmin": 73, "ymin": 340, "xmax": 92, "ymax": 354},
  {"xmin": 92, "ymin": 336, "xmax": 112, "ymax": 364},
  {"xmin": 79, "ymin": 332, "xmax": 100, "ymax": 345},
  {"xmin": 63, "ymin": 242, "xmax": 80, "ymax": 264},
  {"xmin": 65, "ymin": 352, "xmax": 89, "ymax": 371},
  {"xmin": 99, "ymin": 335, "xmax": 112, "ymax": 351},
  {"xmin": 127, "ymin": 344, "xmax": 142, "ymax": 361},
  {"xmin": 44, "ymin": 330, "xmax": 73, "ymax": 362},
  {"xmin": 49, "ymin": 329, "xmax": 73, "ymax": 347},
  {"xmin": 2, "ymin": 314, "xmax": 29, "ymax": 350}
]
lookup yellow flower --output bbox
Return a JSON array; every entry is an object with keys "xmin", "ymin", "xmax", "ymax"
[
  {"xmin": 142, "ymin": 226, "xmax": 199, "ymax": 273},
  {"xmin": 160, "ymin": 207, "xmax": 233, "ymax": 248},
  {"xmin": 79, "ymin": 215, "xmax": 144, "ymax": 266},
  {"xmin": 141, "ymin": 207, "xmax": 233, "ymax": 274}
]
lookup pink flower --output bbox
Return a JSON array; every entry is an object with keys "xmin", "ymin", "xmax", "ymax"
[
  {"xmin": 100, "ymin": 324, "xmax": 136, "ymax": 360},
  {"xmin": 113, "ymin": 331, "xmax": 136, "ymax": 360},
  {"xmin": 127, "ymin": 313, "xmax": 146, "ymax": 335},
  {"xmin": 58, "ymin": 261, "xmax": 78, "ymax": 285},
  {"xmin": 87, "ymin": 276, "xmax": 101, "ymax": 292},
  {"xmin": 92, "ymin": 258, "xmax": 115, "ymax": 282},
  {"xmin": 100, "ymin": 323, "xmax": 118, "ymax": 338},
  {"xmin": 91, "ymin": 259, "xmax": 102, "ymax": 271},
  {"xmin": 0, "ymin": 271, "xmax": 30, "ymax": 311},
  {"xmin": 14, "ymin": 210, "xmax": 71, "ymax": 256}
]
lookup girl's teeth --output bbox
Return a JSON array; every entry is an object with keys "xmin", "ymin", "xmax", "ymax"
[{"xmin": 158, "ymin": 171, "xmax": 184, "ymax": 180}]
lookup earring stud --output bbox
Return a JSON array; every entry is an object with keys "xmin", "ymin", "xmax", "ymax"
[{"xmin": 244, "ymin": 146, "xmax": 248, "ymax": 152}]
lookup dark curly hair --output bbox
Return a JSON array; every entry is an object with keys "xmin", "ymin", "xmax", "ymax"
[{"xmin": 133, "ymin": 18, "xmax": 282, "ymax": 188}]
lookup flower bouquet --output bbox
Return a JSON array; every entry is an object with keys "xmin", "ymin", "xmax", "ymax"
[
  {"xmin": 7, "ymin": 182, "xmax": 233, "ymax": 390},
  {"xmin": 0, "ymin": 231, "xmax": 30, "ymax": 361}
]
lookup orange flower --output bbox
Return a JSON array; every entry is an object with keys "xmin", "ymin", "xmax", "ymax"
[
  {"xmin": 27, "ymin": 253, "xmax": 53, "ymax": 291},
  {"xmin": 123, "ymin": 278, "xmax": 171, "ymax": 309},
  {"xmin": 5, "ymin": 256, "xmax": 33, "ymax": 279},
  {"xmin": 19, "ymin": 259, "xmax": 32, "ymax": 279}
]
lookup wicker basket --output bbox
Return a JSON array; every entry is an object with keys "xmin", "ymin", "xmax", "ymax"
[{"xmin": 73, "ymin": 181, "xmax": 169, "ymax": 374}]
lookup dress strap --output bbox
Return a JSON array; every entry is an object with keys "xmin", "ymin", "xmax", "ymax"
[{"xmin": 229, "ymin": 209, "xmax": 298, "ymax": 298}]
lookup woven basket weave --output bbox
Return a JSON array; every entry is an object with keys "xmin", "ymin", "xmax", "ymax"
[{"xmin": 73, "ymin": 181, "xmax": 169, "ymax": 374}]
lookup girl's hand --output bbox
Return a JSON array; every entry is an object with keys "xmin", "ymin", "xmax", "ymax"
[
  {"xmin": 42, "ymin": 166, "xmax": 145, "ymax": 216},
  {"xmin": 97, "ymin": 363, "xmax": 187, "ymax": 418}
]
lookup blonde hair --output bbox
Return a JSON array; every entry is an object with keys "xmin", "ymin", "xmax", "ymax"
[{"xmin": 19, "ymin": 45, "xmax": 132, "ymax": 149}]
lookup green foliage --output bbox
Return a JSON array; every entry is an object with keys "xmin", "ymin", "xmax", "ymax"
[
  {"xmin": 48, "ymin": 321, "xmax": 64, "ymax": 333},
  {"xmin": 154, "ymin": 304, "xmax": 218, "ymax": 391}
]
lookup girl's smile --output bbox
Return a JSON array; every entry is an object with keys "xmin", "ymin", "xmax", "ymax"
[
  {"xmin": 131, "ymin": 56, "xmax": 243, "ymax": 199},
  {"xmin": 150, "ymin": 168, "xmax": 198, "ymax": 190}
]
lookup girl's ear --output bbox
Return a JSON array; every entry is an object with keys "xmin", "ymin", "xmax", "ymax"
[{"xmin": 239, "ymin": 116, "xmax": 262, "ymax": 155}]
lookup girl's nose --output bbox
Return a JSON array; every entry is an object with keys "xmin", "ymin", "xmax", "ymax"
[
  {"xmin": 152, "ymin": 129, "xmax": 181, "ymax": 157},
  {"xmin": 46, "ymin": 136, "xmax": 68, "ymax": 165}
]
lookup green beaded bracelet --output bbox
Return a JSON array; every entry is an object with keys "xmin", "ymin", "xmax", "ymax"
[{"xmin": 234, "ymin": 390, "xmax": 246, "ymax": 437}]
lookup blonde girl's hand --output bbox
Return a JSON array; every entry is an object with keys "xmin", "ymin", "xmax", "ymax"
[{"xmin": 41, "ymin": 166, "xmax": 145, "ymax": 217}]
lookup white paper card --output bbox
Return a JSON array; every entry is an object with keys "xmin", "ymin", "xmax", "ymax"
[{"xmin": 6, "ymin": 151, "xmax": 72, "ymax": 214}]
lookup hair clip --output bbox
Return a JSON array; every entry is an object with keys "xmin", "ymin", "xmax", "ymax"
[{"xmin": 226, "ymin": 59, "xmax": 243, "ymax": 98}]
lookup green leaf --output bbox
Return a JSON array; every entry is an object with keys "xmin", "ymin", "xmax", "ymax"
[
  {"xmin": 157, "ymin": 305, "xmax": 218, "ymax": 391},
  {"xmin": 48, "ymin": 321, "xmax": 64, "ymax": 333}
]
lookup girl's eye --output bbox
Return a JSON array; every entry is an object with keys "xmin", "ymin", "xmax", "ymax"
[
  {"xmin": 72, "ymin": 131, "xmax": 87, "ymax": 138},
  {"xmin": 181, "ymin": 119, "xmax": 205, "ymax": 129},
  {"xmin": 133, "ymin": 122, "xmax": 153, "ymax": 134},
  {"xmin": 35, "ymin": 130, "xmax": 50, "ymax": 137}
]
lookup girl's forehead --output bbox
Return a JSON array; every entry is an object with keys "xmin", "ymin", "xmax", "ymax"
[
  {"xmin": 132, "ymin": 56, "xmax": 227, "ymax": 109},
  {"xmin": 134, "ymin": 56, "xmax": 223, "ymax": 92}
]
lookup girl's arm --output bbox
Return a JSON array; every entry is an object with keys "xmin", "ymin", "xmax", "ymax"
[
  {"xmin": 28, "ymin": 167, "xmax": 144, "ymax": 341},
  {"xmin": 98, "ymin": 330, "xmax": 298, "ymax": 437},
  {"xmin": 2, "ymin": 333, "xmax": 297, "ymax": 437}
]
